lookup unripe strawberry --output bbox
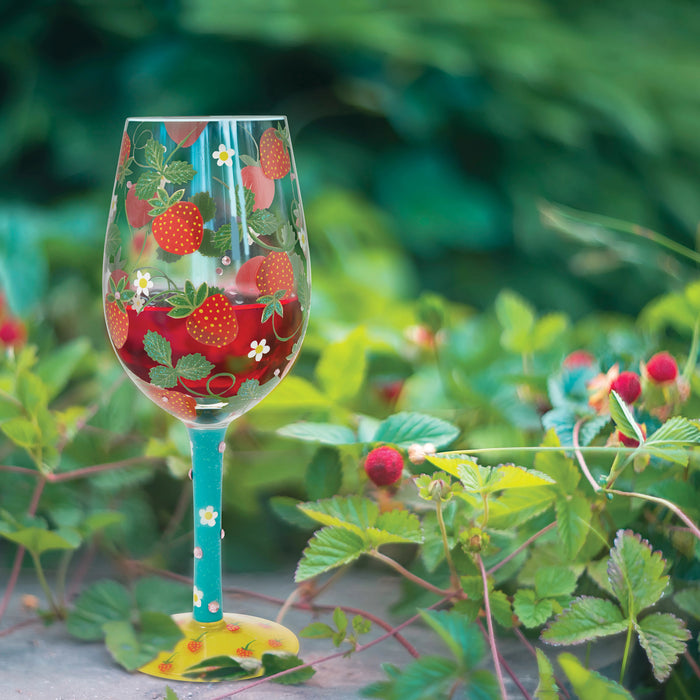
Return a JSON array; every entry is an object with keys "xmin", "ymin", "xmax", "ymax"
[
  {"xmin": 610, "ymin": 371, "xmax": 641, "ymax": 404},
  {"xmin": 645, "ymin": 352, "xmax": 678, "ymax": 384},
  {"xmin": 364, "ymin": 446, "xmax": 403, "ymax": 487}
]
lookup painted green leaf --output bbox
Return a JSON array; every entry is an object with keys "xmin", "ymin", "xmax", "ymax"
[
  {"xmin": 420, "ymin": 609, "xmax": 484, "ymax": 668},
  {"xmin": 262, "ymin": 652, "xmax": 315, "ymax": 684},
  {"xmin": 541, "ymin": 596, "xmax": 627, "ymax": 645},
  {"xmin": 163, "ymin": 160, "xmax": 196, "ymax": 184},
  {"xmin": 609, "ymin": 390, "xmax": 644, "ymax": 443},
  {"xmin": 174, "ymin": 353, "xmax": 214, "ymax": 381},
  {"xmin": 608, "ymin": 529, "xmax": 668, "ymax": 617},
  {"xmin": 314, "ymin": 326, "xmax": 368, "ymax": 403},
  {"xmin": 374, "ymin": 412, "xmax": 459, "ymax": 448},
  {"xmin": 513, "ymin": 589, "xmax": 553, "ymax": 628},
  {"xmin": 190, "ymin": 191, "xmax": 217, "ymax": 222},
  {"xmin": 277, "ymin": 422, "xmax": 357, "ymax": 445},
  {"xmin": 635, "ymin": 613, "xmax": 691, "ymax": 682},
  {"xmin": 66, "ymin": 580, "xmax": 132, "ymax": 641},
  {"xmin": 305, "ymin": 446, "xmax": 343, "ymax": 500},
  {"xmin": 149, "ymin": 365, "xmax": 179, "ymax": 388},
  {"xmin": 135, "ymin": 170, "xmax": 161, "ymax": 200},
  {"xmin": 143, "ymin": 330, "xmax": 172, "ymax": 367},
  {"xmin": 535, "ymin": 648, "xmax": 559, "ymax": 700},
  {"xmin": 104, "ymin": 611, "xmax": 184, "ymax": 672},
  {"xmin": 674, "ymin": 587, "xmax": 700, "ymax": 621},
  {"xmin": 535, "ymin": 566, "xmax": 578, "ymax": 599},
  {"xmin": 555, "ymin": 493, "xmax": 592, "ymax": 560},
  {"xmin": 144, "ymin": 138, "xmax": 165, "ymax": 170},
  {"xmin": 295, "ymin": 527, "xmax": 367, "ymax": 581},
  {"xmin": 557, "ymin": 653, "xmax": 633, "ymax": 699},
  {"xmin": 298, "ymin": 496, "xmax": 378, "ymax": 535}
]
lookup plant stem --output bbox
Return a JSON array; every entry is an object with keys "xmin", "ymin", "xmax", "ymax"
[
  {"xmin": 369, "ymin": 549, "xmax": 456, "ymax": 597},
  {"xmin": 477, "ymin": 620, "xmax": 533, "ymax": 700},
  {"xmin": 684, "ymin": 650, "xmax": 700, "ymax": 680},
  {"xmin": 620, "ymin": 621, "xmax": 634, "ymax": 684},
  {"xmin": 573, "ymin": 419, "xmax": 602, "ymax": 492},
  {"xmin": 476, "ymin": 553, "xmax": 507, "ymax": 699},
  {"xmin": 487, "ymin": 522, "xmax": 557, "ymax": 575},
  {"xmin": 435, "ymin": 499, "xmax": 460, "ymax": 588},
  {"xmin": 30, "ymin": 551, "xmax": 62, "ymax": 619}
]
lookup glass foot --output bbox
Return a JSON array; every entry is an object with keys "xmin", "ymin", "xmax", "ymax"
[{"xmin": 139, "ymin": 612, "xmax": 300, "ymax": 682}]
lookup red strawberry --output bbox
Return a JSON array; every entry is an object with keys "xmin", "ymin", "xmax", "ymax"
[
  {"xmin": 0, "ymin": 317, "xmax": 26, "ymax": 348},
  {"xmin": 241, "ymin": 165, "xmax": 275, "ymax": 210},
  {"xmin": 256, "ymin": 252, "xmax": 294, "ymax": 299},
  {"xmin": 164, "ymin": 121, "xmax": 207, "ymax": 148},
  {"xmin": 126, "ymin": 184, "xmax": 153, "ymax": 228},
  {"xmin": 186, "ymin": 293, "xmax": 238, "ymax": 347},
  {"xmin": 151, "ymin": 387, "xmax": 197, "ymax": 422},
  {"xmin": 105, "ymin": 300, "xmax": 128, "ymax": 349},
  {"xmin": 118, "ymin": 132, "xmax": 130, "ymax": 170},
  {"xmin": 235, "ymin": 256, "xmax": 264, "ymax": 297},
  {"xmin": 259, "ymin": 128, "xmax": 291, "ymax": 180},
  {"xmin": 645, "ymin": 352, "xmax": 678, "ymax": 384},
  {"xmin": 610, "ymin": 371, "xmax": 642, "ymax": 404},
  {"xmin": 364, "ymin": 446, "xmax": 404, "ymax": 487},
  {"xmin": 152, "ymin": 201, "xmax": 204, "ymax": 255}
]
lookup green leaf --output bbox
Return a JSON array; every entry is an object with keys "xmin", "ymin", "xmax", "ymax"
[
  {"xmin": 262, "ymin": 652, "xmax": 315, "ymax": 684},
  {"xmin": 269, "ymin": 497, "xmax": 316, "ymax": 529},
  {"xmin": 305, "ymin": 446, "xmax": 343, "ymax": 500},
  {"xmin": 674, "ymin": 587, "xmax": 700, "ymax": 621},
  {"xmin": 555, "ymin": 493, "xmax": 592, "ymax": 560},
  {"xmin": 165, "ymin": 687, "xmax": 179, "ymax": 700},
  {"xmin": 495, "ymin": 289, "xmax": 535, "ymax": 354},
  {"xmin": 135, "ymin": 170, "xmax": 161, "ymax": 200},
  {"xmin": 1, "ymin": 416, "xmax": 40, "ymax": 449},
  {"xmin": 535, "ymin": 566, "xmax": 578, "ymax": 599},
  {"xmin": 174, "ymin": 354, "xmax": 215, "ymax": 381},
  {"xmin": 80, "ymin": 511, "xmax": 124, "ymax": 536},
  {"xmin": 644, "ymin": 417, "xmax": 700, "ymax": 464},
  {"xmin": 608, "ymin": 529, "xmax": 668, "ymax": 617},
  {"xmin": 149, "ymin": 365, "xmax": 179, "ymax": 388},
  {"xmin": 541, "ymin": 596, "xmax": 627, "ymax": 645},
  {"xmin": 374, "ymin": 412, "xmax": 459, "ymax": 448},
  {"xmin": 489, "ymin": 590, "xmax": 514, "ymax": 628},
  {"xmin": 609, "ymin": 390, "xmax": 644, "ymax": 443},
  {"xmin": 534, "ymin": 430, "xmax": 581, "ymax": 492},
  {"xmin": 315, "ymin": 326, "xmax": 368, "ymax": 402},
  {"xmin": 17, "ymin": 371, "xmax": 48, "ymax": 413},
  {"xmin": 144, "ymin": 330, "xmax": 172, "ymax": 367},
  {"xmin": 66, "ymin": 580, "xmax": 132, "ymax": 641},
  {"xmin": 388, "ymin": 656, "xmax": 459, "ymax": 699},
  {"xmin": 531, "ymin": 313, "xmax": 568, "ymax": 352},
  {"xmin": 35, "ymin": 338, "xmax": 92, "ymax": 400},
  {"xmin": 299, "ymin": 622, "xmax": 335, "ymax": 639},
  {"xmin": 558, "ymin": 653, "xmax": 633, "ymax": 699},
  {"xmin": 182, "ymin": 655, "xmax": 254, "ymax": 680},
  {"xmin": 535, "ymin": 648, "xmax": 559, "ymax": 700},
  {"xmin": 513, "ymin": 589, "xmax": 553, "ymax": 628},
  {"xmin": 419, "ymin": 609, "xmax": 484, "ymax": 668},
  {"xmin": 163, "ymin": 160, "xmax": 196, "ymax": 184},
  {"xmin": 487, "ymin": 487, "xmax": 556, "ymax": 529},
  {"xmin": 635, "ymin": 613, "xmax": 691, "ymax": 682},
  {"xmin": 0, "ymin": 526, "xmax": 80, "ymax": 557},
  {"xmin": 333, "ymin": 607, "xmax": 348, "ymax": 640},
  {"xmin": 299, "ymin": 496, "xmax": 378, "ymax": 535},
  {"xmin": 134, "ymin": 577, "xmax": 192, "ymax": 615},
  {"xmin": 104, "ymin": 612, "xmax": 184, "ymax": 672},
  {"xmin": 368, "ymin": 509, "xmax": 423, "ymax": 546},
  {"xmin": 295, "ymin": 527, "xmax": 367, "ymax": 581},
  {"xmin": 278, "ymin": 422, "xmax": 357, "ymax": 445}
]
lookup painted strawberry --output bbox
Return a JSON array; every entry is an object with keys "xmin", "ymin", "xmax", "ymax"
[
  {"xmin": 267, "ymin": 638, "xmax": 283, "ymax": 648},
  {"xmin": 164, "ymin": 121, "xmax": 207, "ymax": 148},
  {"xmin": 364, "ymin": 446, "xmax": 404, "ymax": 487},
  {"xmin": 152, "ymin": 201, "xmax": 204, "ymax": 255},
  {"xmin": 126, "ymin": 184, "xmax": 153, "ymax": 228},
  {"xmin": 187, "ymin": 640, "xmax": 203, "ymax": 653},
  {"xmin": 151, "ymin": 387, "xmax": 197, "ymax": 422},
  {"xmin": 105, "ymin": 300, "xmax": 128, "ymax": 349},
  {"xmin": 236, "ymin": 641, "xmax": 255, "ymax": 658},
  {"xmin": 118, "ymin": 132, "xmax": 131, "ymax": 170},
  {"xmin": 187, "ymin": 294, "xmax": 238, "ymax": 347},
  {"xmin": 226, "ymin": 623, "xmax": 241, "ymax": 633},
  {"xmin": 157, "ymin": 654, "xmax": 176, "ymax": 673},
  {"xmin": 259, "ymin": 127, "xmax": 291, "ymax": 180},
  {"xmin": 256, "ymin": 252, "xmax": 294, "ymax": 299},
  {"xmin": 241, "ymin": 165, "xmax": 275, "ymax": 210},
  {"xmin": 235, "ymin": 255, "xmax": 265, "ymax": 297}
]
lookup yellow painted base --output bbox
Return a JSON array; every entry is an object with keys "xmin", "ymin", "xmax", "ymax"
[{"xmin": 140, "ymin": 612, "xmax": 300, "ymax": 682}]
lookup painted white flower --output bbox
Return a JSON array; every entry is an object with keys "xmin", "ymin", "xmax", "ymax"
[
  {"xmin": 131, "ymin": 295, "xmax": 145, "ymax": 313},
  {"xmin": 133, "ymin": 270, "xmax": 153, "ymax": 297},
  {"xmin": 213, "ymin": 144, "xmax": 234, "ymax": 166},
  {"xmin": 199, "ymin": 505, "xmax": 219, "ymax": 527},
  {"xmin": 248, "ymin": 339, "xmax": 270, "ymax": 362},
  {"xmin": 193, "ymin": 586, "xmax": 203, "ymax": 608}
]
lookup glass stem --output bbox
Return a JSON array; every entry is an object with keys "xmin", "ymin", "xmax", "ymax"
[{"xmin": 189, "ymin": 425, "xmax": 227, "ymax": 623}]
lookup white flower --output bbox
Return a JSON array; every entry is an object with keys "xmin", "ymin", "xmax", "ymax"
[
  {"xmin": 199, "ymin": 505, "xmax": 219, "ymax": 527},
  {"xmin": 131, "ymin": 295, "xmax": 145, "ymax": 313},
  {"xmin": 133, "ymin": 270, "xmax": 153, "ymax": 297},
  {"xmin": 193, "ymin": 586, "xmax": 203, "ymax": 608},
  {"xmin": 213, "ymin": 144, "xmax": 234, "ymax": 166},
  {"xmin": 248, "ymin": 339, "xmax": 270, "ymax": 362}
]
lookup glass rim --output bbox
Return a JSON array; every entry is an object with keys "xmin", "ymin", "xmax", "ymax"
[{"xmin": 125, "ymin": 115, "xmax": 287, "ymax": 122}]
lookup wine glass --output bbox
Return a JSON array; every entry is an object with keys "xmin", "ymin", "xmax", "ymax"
[{"xmin": 102, "ymin": 116, "xmax": 310, "ymax": 681}]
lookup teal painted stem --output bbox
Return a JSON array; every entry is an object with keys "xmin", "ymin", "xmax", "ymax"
[{"xmin": 189, "ymin": 426, "xmax": 227, "ymax": 623}]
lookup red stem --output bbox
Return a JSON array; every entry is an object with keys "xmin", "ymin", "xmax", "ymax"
[
  {"xmin": 477, "ymin": 553, "xmax": 507, "ymax": 699},
  {"xmin": 487, "ymin": 522, "xmax": 557, "ymax": 576},
  {"xmin": 477, "ymin": 620, "xmax": 532, "ymax": 700}
]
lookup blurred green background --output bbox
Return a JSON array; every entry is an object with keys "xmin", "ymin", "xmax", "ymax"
[{"xmin": 3, "ymin": 0, "xmax": 700, "ymax": 329}]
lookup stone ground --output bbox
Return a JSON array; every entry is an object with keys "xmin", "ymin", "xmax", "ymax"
[{"xmin": 0, "ymin": 568, "xmax": 624, "ymax": 700}]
